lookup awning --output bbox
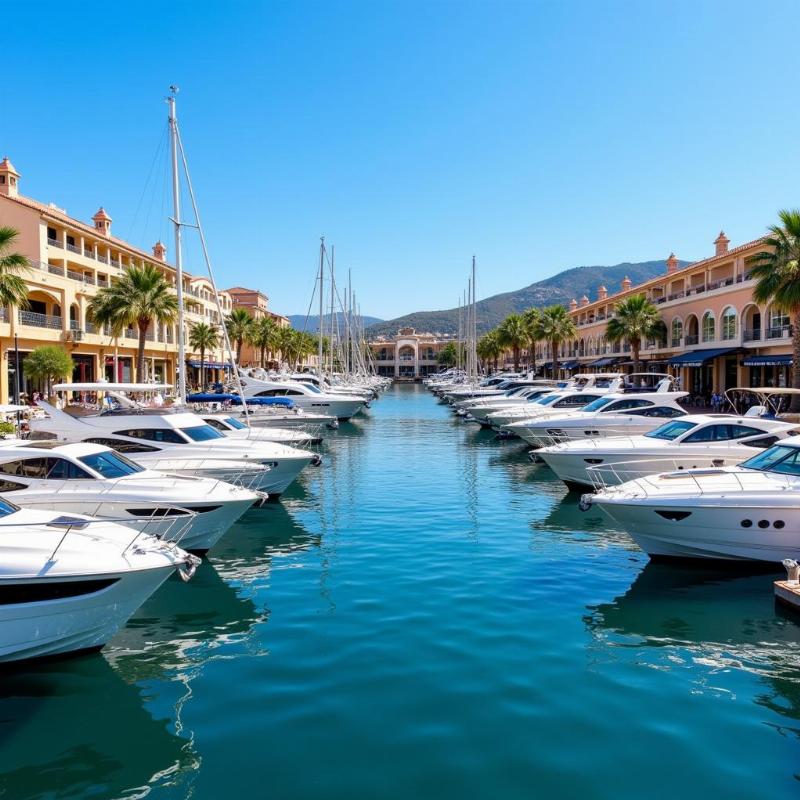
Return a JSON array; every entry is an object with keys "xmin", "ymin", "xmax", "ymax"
[
  {"xmin": 590, "ymin": 357, "xmax": 616, "ymax": 367},
  {"xmin": 186, "ymin": 359, "xmax": 233, "ymax": 370},
  {"xmin": 742, "ymin": 354, "xmax": 793, "ymax": 367},
  {"xmin": 668, "ymin": 347, "xmax": 740, "ymax": 367},
  {"xmin": 562, "ymin": 360, "xmax": 579, "ymax": 370}
]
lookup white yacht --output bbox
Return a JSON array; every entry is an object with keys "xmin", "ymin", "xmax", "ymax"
[
  {"xmin": 0, "ymin": 501, "xmax": 199, "ymax": 662},
  {"xmin": 31, "ymin": 384, "xmax": 316, "ymax": 498},
  {"xmin": 511, "ymin": 388, "xmax": 689, "ymax": 449},
  {"xmin": 581, "ymin": 438, "xmax": 800, "ymax": 563},
  {"xmin": 540, "ymin": 415, "xmax": 798, "ymax": 491},
  {"xmin": 462, "ymin": 387, "xmax": 558, "ymax": 424},
  {"xmin": 238, "ymin": 371, "xmax": 366, "ymax": 420},
  {"xmin": 490, "ymin": 389, "xmax": 614, "ymax": 434},
  {"xmin": 199, "ymin": 413, "xmax": 322, "ymax": 447},
  {"xmin": 0, "ymin": 441, "xmax": 259, "ymax": 554}
]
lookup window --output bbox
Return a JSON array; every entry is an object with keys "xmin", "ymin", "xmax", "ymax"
[
  {"xmin": 721, "ymin": 307, "xmax": 737, "ymax": 340},
  {"xmin": 181, "ymin": 425, "xmax": 225, "ymax": 442},
  {"xmin": 204, "ymin": 418, "xmax": 229, "ymax": 431},
  {"xmin": 553, "ymin": 394, "xmax": 601, "ymax": 408},
  {"xmin": 83, "ymin": 437, "xmax": 160, "ymax": 454},
  {"xmin": 79, "ymin": 451, "xmax": 145, "ymax": 479},
  {"xmin": 645, "ymin": 421, "xmax": 698, "ymax": 440},
  {"xmin": 582, "ymin": 397, "xmax": 615, "ymax": 412},
  {"xmin": 602, "ymin": 399, "xmax": 654, "ymax": 412},
  {"xmin": 113, "ymin": 428, "xmax": 187, "ymax": 444},
  {"xmin": 770, "ymin": 309, "xmax": 790, "ymax": 329},
  {"xmin": 702, "ymin": 313, "xmax": 715, "ymax": 342},
  {"xmin": 224, "ymin": 417, "xmax": 247, "ymax": 430},
  {"xmin": 0, "ymin": 457, "xmax": 91, "ymax": 480},
  {"xmin": 740, "ymin": 435, "xmax": 780, "ymax": 449},
  {"xmin": 0, "ymin": 478, "xmax": 25, "ymax": 492},
  {"xmin": 682, "ymin": 424, "xmax": 762, "ymax": 443},
  {"xmin": 628, "ymin": 406, "xmax": 686, "ymax": 418},
  {"xmin": 671, "ymin": 318, "xmax": 683, "ymax": 343},
  {"xmin": 47, "ymin": 226, "xmax": 57, "ymax": 240},
  {"xmin": 46, "ymin": 459, "xmax": 93, "ymax": 480},
  {"xmin": 741, "ymin": 444, "xmax": 800, "ymax": 475}
]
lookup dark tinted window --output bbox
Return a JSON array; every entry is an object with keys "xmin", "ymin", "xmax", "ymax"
[
  {"xmin": 79, "ymin": 451, "xmax": 145, "ymax": 479},
  {"xmin": 114, "ymin": 428, "xmax": 186, "ymax": 444},
  {"xmin": 84, "ymin": 437, "xmax": 160, "ymax": 453},
  {"xmin": 553, "ymin": 394, "xmax": 601, "ymax": 408},
  {"xmin": 684, "ymin": 425, "xmax": 736, "ymax": 443},
  {"xmin": 46, "ymin": 458, "xmax": 93, "ymax": 480},
  {"xmin": 628, "ymin": 407, "xmax": 685, "ymax": 418},
  {"xmin": 0, "ymin": 478, "xmax": 25, "ymax": 492},
  {"xmin": 603, "ymin": 399, "xmax": 653, "ymax": 412},
  {"xmin": 204, "ymin": 418, "xmax": 228, "ymax": 431}
]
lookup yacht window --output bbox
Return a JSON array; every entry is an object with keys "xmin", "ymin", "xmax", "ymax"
[
  {"xmin": 84, "ymin": 437, "xmax": 160, "ymax": 453},
  {"xmin": 0, "ymin": 479, "xmax": 25, "ymax": 492},
  {"xmin": 114, "ymin": 428, "xmax": 187, "ymax": 444},
  {"xmin": 181, "ymin": 424, "xmax": 225, "ymax": 442},
  {"xmin": 645, "ymin": 420, "xmax": 697, "ymax": 440},
  {"xmin": 740, "ymin": 435, "xmax": 780, "ymax": 449},
  {"xmin": 224, "ymin": 417, "xmax": 248, "ymax": 430},
  {"xmin": 683, "ymin": 425, "xmax": 732, "ymax": 443},
  {"xmin": 0, "ymin": 497, "xmax": 19, "ymax": 516},
  {"xmin": 256, "ymin": 389, "xmax": 288, "ymax": 397},
  {"xmin": 741, "ymin": 445, "xmax": 800, "ymax": 473},
  {"xmin": 79, "ymin": 451, "xmax": 145, "ymax": 478},
  {"xmin": 304, "ymin": 384, "xmax": 322, "ymax": 394},
  {"xmin": 204, "ymin": 418, "xmax": 229, "ymax": 431},
  {"xmin": 602, "ymin": 399, "xmax": 653, "ymax": 412},
  {"xmin": 582, "ymin": 397, "xmax": 615, "ymax": 412},
  {"xmin": 535, "ymin": 395, "xmax": 561, "ymax": 406},
  {"xmin": 553, "ymin": 394, "xmax": 601, "ymax": 409},
  {"xmin": 627, "ymin": 406, "xmax": 686, "ymax": 418},
  {"xmin": 0, "ymin": 458, "xmax": 48, "ymax": 479},
  {"xmin": 46, "ymin": 458, "xmax": 93, "ymax": 480}
]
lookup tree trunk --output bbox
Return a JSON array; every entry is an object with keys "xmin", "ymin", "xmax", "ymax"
[
  {"xmin": 514, "ymin": 347, "xmax": 520, "ymax": 372},
  {"xmin": 137, "ymin": 320, "xmax": 148, "ymax": 381},
  {"xmin": 200, "ymin": 345, "xmax": 206, "ymax": 391},
  {"xmin": 792, "ymin": 311, "xmax": 800, "ymax": 412},
  {"xmin": 632, "ymin": 342, "xmax": 641, "ymax": 375},
  {"xmin": 551, "ymin": 339, "xmax": 559, "ymax": 379},
  {"xmin": 260, "ymin": 345, "xmax": 266, "ymax": 368},
  {"xmin": 236, "ymin": 338, "xmax": 243, "ymax": 364}
]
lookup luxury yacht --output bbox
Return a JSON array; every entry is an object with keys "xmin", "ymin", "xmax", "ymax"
[
  {"xmin": 582, "ymin": 438, "xmax": 800, "ymax": 563},
  {"xmin": 462, "ymin": 387, "xmax": 559, "ymax": 424},
  {"xmin": 0, "ymin": 500, "xmax": 198, "ymax": 662},
  {"xmin": 199, "ymin": 413, "xmax": 322, "ymax": 446},
  {"xmin": 32, "ymin": 385, "xmax": 316, "ymax": 497},
  {"xmin": 540, "ymin": 415, "xmax": 798, "ymax": 491},
  {"xmin": 187, "ymin": 393, "xmax": 337, "ymax": 431},
  {"xmin": 0, "ymin": 441, "xmax": 260, "ymax": 554}
]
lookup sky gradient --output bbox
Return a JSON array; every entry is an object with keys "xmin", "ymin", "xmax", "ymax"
[{"xmin": 2, "ymin": 0, "xmax": 799, "ymax": 319}]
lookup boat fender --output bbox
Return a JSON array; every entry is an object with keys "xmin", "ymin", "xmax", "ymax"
[
  {"xmin": 178, "ymin": 554, "xmax": 203, "ymax": 582},
  {"xmin": 578, "ymin": 494, "xmax": 594, "ymax": 513},
  {"xmin": 311, "ymin": 454, "xmax": 323, "ymax": 467},
  {"xmin": 783, "ymin": 559, "xmax": 800, "ymax": 585}
]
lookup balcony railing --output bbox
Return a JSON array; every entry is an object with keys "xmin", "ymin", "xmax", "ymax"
[
  {"xmin": 110, "ymin": 258, "xmax": 120, "ymax": 268},
  {"xmin": 66, "ymin": 243, "xmax": 81, "ymax": 254},
  {"xmin": 685, "ymin": 334, "xmax": 699, "ymax": 345},
  {"xmin": 69, "ymin": 320, "xmax": 80, "ymax": 331},
  {"xmin": 766, "ymin": 325, "xmax": 793, "ymax": 340},
  {"xmin": 47, "ymin": 237, "xmax": 61, "ymax": 248},
  {"xmin": 97, "ymin": 276, "xmax": 109, "ymax": 287},
  {"xmin": 743, "ymin": 328, "xmax": 762, "ymax": 342},
  {"xmin": 667, "ymin": 291, "xmax": 686, "ymax": 301},
  {"xmin": 84, "ymin": 248, "xmax": 94, "ymax": 258},
  {"xmin": 85, "ymin": 321, "xmax": 97, "ymax": 334},
  {"xmin": 97, "ymin": 255, "xmax": 108, "ymax": 264},
  {"xmin": 707, "ymin": 277, "xmax": 734, "ymax": 291},
  {"xmin": 48, "ymin": 264, "xmax": 64, "ymax": 276},
  {"xmin": 19, "ymin": 310, "xmax": 62, "ymax": 329},
  {"xmin": 67, "ymin": 269, "xmax": 95, "ymax": 284}
]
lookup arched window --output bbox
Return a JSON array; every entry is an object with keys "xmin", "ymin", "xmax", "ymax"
[
  {"xmin": 721, "ymin": 307, "xmax": 737, "ymax": 340},
  {"xmin": 671, "ymin": 318, "xmax": 682, "ymax": 345},
  {"xmin": 702, "ymin": 312, "xmax": 715, "ymax": 342}
]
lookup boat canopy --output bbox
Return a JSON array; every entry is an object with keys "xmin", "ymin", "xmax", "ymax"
[{"xmin": 186, "ymin": 393, "xmax": 295, "ymax": 408}]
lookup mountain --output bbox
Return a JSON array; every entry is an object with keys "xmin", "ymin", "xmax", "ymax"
[
  {"xmin": 288, "ymin": 313, "xmax": 384, "ymax": 333},
  {"xmin": 365, "ymin": 259, "xmax": 691, "ymax": 338}
]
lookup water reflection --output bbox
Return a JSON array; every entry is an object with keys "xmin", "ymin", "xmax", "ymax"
[
  {"xmin": 0, "ymin": 657, "xmax": 197, "ymax": 800},
  {"xmin": 587, "ymin": 562, "xmax": 800, "ymax": 725}
]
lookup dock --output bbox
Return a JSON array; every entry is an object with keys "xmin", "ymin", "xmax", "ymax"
[{"xmin": 774, "ymin": 580, "xmax": 800, "ymax": 610}]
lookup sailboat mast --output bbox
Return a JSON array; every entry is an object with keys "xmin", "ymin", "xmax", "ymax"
[
  {"xmin": 329, "ymin": 246, "xmax": 336, "ymax": 376},
  {"xmin": 318, "ymin": 237, "xmax": 325, "ymax": 379},
  {"xmin": 168, "ymin": 87, "xmax": 186, "ymax": 402},
  {"xmin": 472, "ymin": 255, "xmax": 477, "ymax": 377}
]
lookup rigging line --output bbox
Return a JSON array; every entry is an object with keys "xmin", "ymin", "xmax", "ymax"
[
  {"xmin": 174, "ymin": 122, "xmax": 250, "ymax": 424},
  {"xmin": 127, "ymin": 120, "xmax": 169, "ymax": 244}
]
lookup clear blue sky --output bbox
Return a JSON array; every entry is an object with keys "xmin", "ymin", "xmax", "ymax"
[{"xmin": 3, "ymin": 0, "xmax": 798, "ymax": 319}]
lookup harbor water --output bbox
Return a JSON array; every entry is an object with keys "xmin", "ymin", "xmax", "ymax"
[{"xmin": 1, "ymin": 384, "xmax": 799, "ymax": 799}]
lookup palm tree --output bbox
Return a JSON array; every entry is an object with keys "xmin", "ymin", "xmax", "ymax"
[
  {"xmin": 87, "ymin": 264, "xmax": 178, "ymax": 380},
  {"xmin": 605, "ymin": 294, "xmax": 665, "ymax": 374},
  {"xmin": 477, "ymin": 330, "xmax": 502, "ymax": 374},
  {"xmin": 248, "ymin": 317, "xmax": 280, "ymax": 368},
  {"xmin": 522, "ymin": 307, "xmax": 541, "ymax": 371},
  {"xmin": 496, "ymin": 314, "xmax": 527, "ymax": 371},
  {"xmin": 225, "ymin": 308, "xmax": 254, "ymax": 364},
  {"xmin": 188, "ymin": 322, "xmax": 219, "ymax": 391},
  {"xmin": 748, "ymin": 209, "xmax": 800, "ymax": 410},
  {"xmin": 276, "ymin": 326, "xmax": 297, "ymax": 368},
  {"xmin": 534, "ymin": 305, "xmax": 577, "ymax": 378},
  {"xmin": 0, "ymin": 226, "xmax": 31, "ymax": 312}
]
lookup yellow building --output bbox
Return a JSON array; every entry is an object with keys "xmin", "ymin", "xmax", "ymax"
[
  {"xmin": 0, "ymin": 155, "xmax": 243, "ymax": 401},
  {"xmin": 224, "ymin": 286, "xmax": 290, "ymax": 368}
]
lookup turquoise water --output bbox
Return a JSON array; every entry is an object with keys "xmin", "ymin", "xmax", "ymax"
[{"xmin": 1, "ymin": 383, "xmax": 799, "ymax": 799}]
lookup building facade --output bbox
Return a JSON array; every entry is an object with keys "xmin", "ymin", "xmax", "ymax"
[
  {"xmin": 533, "ymin": 231, "xmax": 790, "ymax": 401},
  {"xmin": 224, "ymin": 286, "xmax": 290, "ymax": 368},
  {"xmin": 369, "ymin": 328, "xmax": 453, "ymax": 377},
  {"xmin": 0, "ymin": 156, "xmax": 279, "ymax": 401}
]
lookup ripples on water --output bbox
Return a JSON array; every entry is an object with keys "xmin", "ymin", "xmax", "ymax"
[{"xmin": 1, "ymin": 384, "xmax": 799, "ymax": 799}]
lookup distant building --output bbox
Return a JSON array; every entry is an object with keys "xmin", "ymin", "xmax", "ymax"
[
  {"xmin": 224, "ymin": 286, "xmax": 290, "ymax": 368},
  {"xmin": 369, "ymin": 327, "xmax": 453, "ymax": 377}
]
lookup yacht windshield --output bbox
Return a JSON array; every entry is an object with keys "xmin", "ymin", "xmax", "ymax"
[
  {"xmin": 224, "ymin": 417, "xmax": 248, "ymax": 430},
  {"xmin": 740, "ymin": 445, "xmax": 800, "ymax": 475},
  {"xmin": 304, "ymin": 384, "xmax": 322, "ymax": 394},
  {"xmin": 181, "ymin": 425, "xmax": 226, "ymax": 442},
  {"xmin": 535, "ymin": 395, "xmax": 561, "ymax": 406},
  {"xmin": 582, "ymin": 397, "xmax": 615, "ymax": 412},
  {"xmin": 645, "ymin": 420, "xmax": 698, "ymax": 441},
  {"xmin": 0, "ymin": 497, "xmax": 19, "ymax": 516},
  {"xmin": 79, "ymin": 451, "xmax": 145, "ymax": 479}
]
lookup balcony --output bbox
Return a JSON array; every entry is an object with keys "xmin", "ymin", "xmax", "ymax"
[
  {"xmin": 84, "ymin": 248, "xmax": 94, "ymax": 258},
  {"xmin": 69, "ymin": 320, "xmax": 80, "ymax": 331},
  {"xmin": 667, "ymin": 291, "xmax": 686, "ymax": 301},
  {"xmin": 19, "ymin": 310, "xmax": 62, "ymax": 330},
  {"xmin": 707, "ymin": 277, "xmax": 734, "ymax": 291},
  {"xmin": 110, "ymin": 258, "xmax": 121, "ymax": 268},
  {"xmin": 97, "ymin": 254, "xmax": 108, "ymax": 265},
  {"xmin": 85, "ymin": 321, "xmax": 97, "ymax": 334},
  {"xmin": 47, "ymin": 237, "xmax": 61, "ymax": 248},
  {"xmin": 766, "ymin": 325, "xmax": 793, "ymax": 340},
  {"xmin": 67, "ymin": 269, "xmax": 95, "ymax": 285},
  {"xmin": 685, "ymin": 334, "xmax": 699, "ymax": 346},
  {"xmin": 48, "ymin": 264, "xmax": 64, "ymax": 276},
  {"xmin": 743, "ymin": 328, "xmax": 762, "ymax": 342},
  {"xmin": 97, "ymin": 275, "xmax": 109, "ymax": 287},
  {"xmin": 671, "ymin": 337, "xmax": 681, "ymax": 347},
  {"xmin": 66, "ymin": 243, "xmax": 81, "ymax": 255}
]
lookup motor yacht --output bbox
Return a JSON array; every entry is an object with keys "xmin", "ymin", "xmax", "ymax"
[
  {"xmin": 0, "ymin": 441, "xmax": 260, "ymax": 554},
  {"xmin": 462, "ymin": 387, "xmax": 559, "ymax": 424},
  {"xmin": 238, "ymin": 371, "xmax": 366, "ymax": 420},
  {"xmin": 539, "ymin": 415, "xmax": 798, "ymax": 491},
  {"xmin": 186, "ymin": 393, "xmax": 337, "ymax": 432},
  {"xmin": 31, "ymin": 384, "xmax": 317, "ymax": 498},
  {"xmin": 199, "ymin": 413, "xmax": 322, "ymax": 446},
  {"xmin": 0, "ymin": 500, "xmax": 198, "ymax": 662},
  {"xmin": 581, "ymin": 438, "xmax": 800, "ymax": 563}
]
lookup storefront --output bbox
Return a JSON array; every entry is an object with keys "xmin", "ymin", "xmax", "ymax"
[
  {"xmin": 104, "ymin": 356, "xmax": 132, "ymax": 382},
  {"xmin": 668, "ymin": 347, "xmax": 741, "ymax": 400},
  {"xmin": 71, "ymin": 354, "xmax": 96, "ymax": 383},
  {"xmin": 742, "ymin": 354, "xmax": 792, "ymax": 388}
]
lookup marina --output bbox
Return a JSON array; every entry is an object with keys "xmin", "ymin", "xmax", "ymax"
[{"xmin": 1, "ymin": 384, "xmax": 799, "ymax": 798}]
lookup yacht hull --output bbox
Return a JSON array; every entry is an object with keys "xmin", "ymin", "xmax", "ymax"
[{"xmin": 0, "ymin": 565, "xmax": 176, "ymax": 663}]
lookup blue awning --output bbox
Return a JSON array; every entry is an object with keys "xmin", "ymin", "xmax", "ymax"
[
  {"xmin": 186, "ymin": 359, "xmax": 233, "ymax": 370},
  {"xmin": 668, "ymin": 348, "xmax": 740, "ymax": 367},
  {"xmin": 590, "ymin": 357, "xmax": 616, "ymax": 367},
  {"xmin": 742, "ymin": 354, "xmax": 792, "ymax": 367},
  {"xmin": 562, "ymin": 360, "xmax": 579, "ymax": 370}
]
